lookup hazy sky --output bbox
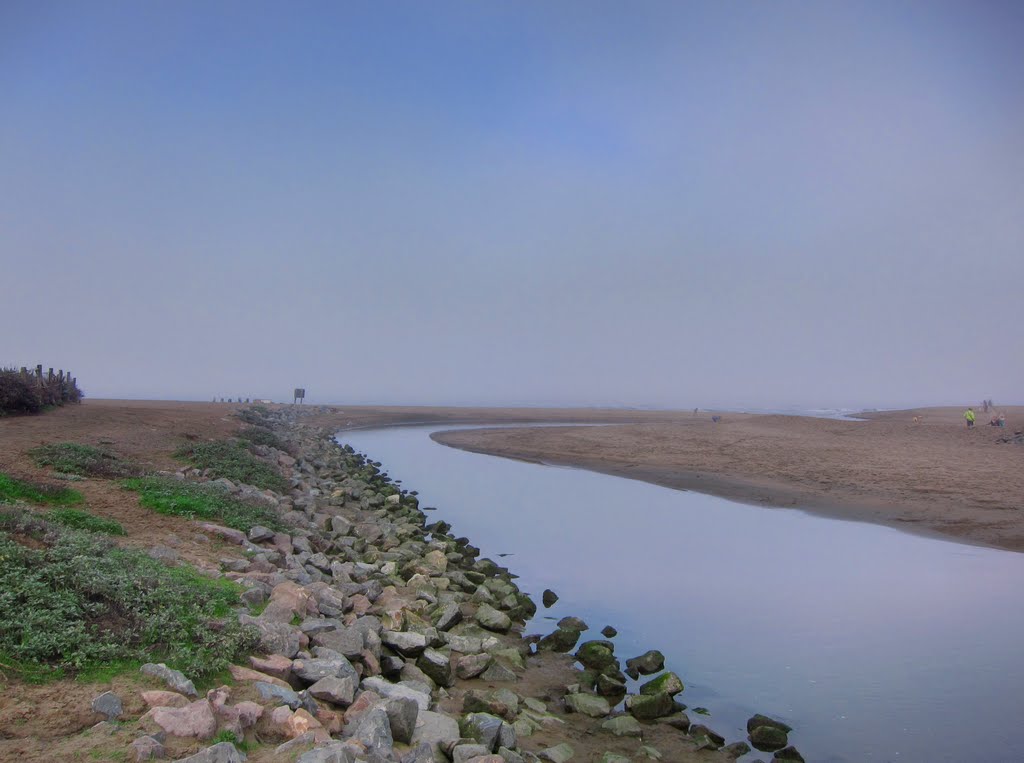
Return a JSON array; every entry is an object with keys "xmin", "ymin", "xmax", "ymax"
[{"xmin": 3, "ymin": 1, "xmax": 1022, "ymax": 410}]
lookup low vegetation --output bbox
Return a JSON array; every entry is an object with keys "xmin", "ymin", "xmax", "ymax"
[
  {"xmin": 0, "ymin": 509, "xmax": 258, "ymax": 682},
  {"xmin": 174, "ymin": 440, "xmax": 288, "ymax": 492},
  {"xmin": 30, "ymin": 442, "xmax": 143, "ymax": 478},
  {"xmin": 0, "ymin": 366, "xmax": 82, "ymax": 416},
  {"xmin": 46, "ymin": 508, "xmax": 126, "ymax": 536},
  {"xmin": 0, "ymin": 473, "xmax": 84, "ymax": 506},
  {"xmin": 122, "ymin": 476, "xmax": 282, "ymax": 532},
  {"xmin": 237, "ymin": 425, "xmax": 288, "ymax": 452}
]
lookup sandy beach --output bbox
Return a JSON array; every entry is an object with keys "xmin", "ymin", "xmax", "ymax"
[{"xmin": 429, "ymin": 407, "xmax": 1024, "ymax": 552}]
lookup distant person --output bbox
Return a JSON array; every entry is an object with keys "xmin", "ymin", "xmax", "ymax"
[
  {"xmin": 964, "ymin": 407, "xmax": 976, "ymax": 428},
  {"xmin": 983, "ymin": 400, "xmax": 990, "ymax": 413},
  {"xmin": 998, "ymin": 412, "xmax": 1006, "ymax": 428},
  {"xmin": 693, "ymin": 408, "xmax": 699, "ymax": 417}
]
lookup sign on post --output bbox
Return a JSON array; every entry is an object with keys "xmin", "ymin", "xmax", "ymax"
[{"xmin": 293, "ymin": 388, "xmax": 305, "ymax": 404}]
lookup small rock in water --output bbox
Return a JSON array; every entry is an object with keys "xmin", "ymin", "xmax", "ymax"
[
  {"xmin": 773, "ymin": 746, "xmax": 806, "ymax": 762},
  {"xmin": 542, "ymin": 589, "xmax": 559, "ymax": 608},
  {"xmin": 600, "ymin": 625, "xmax": 617, "ymax": 638},
  {"xmin": 624, "ymin": 649, "xmax": 664, "ymax": 679}
]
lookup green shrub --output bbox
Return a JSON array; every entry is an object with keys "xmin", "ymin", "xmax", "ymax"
[
  {"xmin": 237, "ymin": 426, "xmax": 288, "ymax": 452},
  {"xmin": 175, "ymin": 440, "xmax": 287, "ymax": 493},
  {"xmin": 29, "ymin": 442, "xmax": 142, "ymax": 478},
  {"xmin": 237, "ymin": 405, "xmax": 271, "ymax": 426},
  {"xmin": 0, "ymin": 510, "xmax": 258, "ymax": 681},
  {"xmin": 46, "ymin": 508, "xmax": 125, "ymax": 536},
  {"xmin": 122, "ymin": 476, "xmax": 282, "ymax": 532},
  {"xmin": 0, "ymin": 473, "xmax": 83, "ymax": 506}
]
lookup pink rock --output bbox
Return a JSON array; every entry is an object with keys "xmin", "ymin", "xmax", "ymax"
[
  {"xmin": 229, "ymin": 664, "xmax": 291, "ymax": 688},
  {"xmin": 206, "ymin": 686, "xmax": 231, "ymax": 710},
  {"xmin": 316, "ymin": 706, "xmax": 344, "ymax": 735},
  {"xmin": 359, "ymin": 649, "xmax": 381, "ymax": 678},
  {"xmin": 198, "ymin": 523, "xmax": 246, "ymax": 545},
  {"xmin": 250, "ymin": 654, "xmax": 293, "ymax": 680},
  {"xmin": 149, "ymin": 700, "xmax": 217, "ymax": 740},
  {"xmin": 267, "ymin": 706, "xmax": 329, "ymax": 742},
  {"xmin": 348, "ymin": 594, "xmax": 372, "ymax": 615},
  {"xmin": 343, "ymin": 691, "xmax": 382, "ymax": 725},
  {"xmin": 261, "ymin": 581, "xmax": 313, "ymax": 623},
  {"xmin": 141, "ymin": 691, "xmax": 190, "ymax": 709},
  {"xmin": 272, "ymin": 532, "xmax": 293, "ymax": 555},
  {"xmin": 235, "ymin": 701, "xmax": 265, "ymax": 729}
]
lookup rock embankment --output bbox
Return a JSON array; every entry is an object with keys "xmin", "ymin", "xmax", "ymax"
[{"xmin": 115, "ymin": 408, "xmax": 802, "ymax": 762}]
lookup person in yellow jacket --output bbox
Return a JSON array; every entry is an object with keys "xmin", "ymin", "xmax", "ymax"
[{"xmin": 964, "ymin": 407, "xmax": 976, "ymax": 428}]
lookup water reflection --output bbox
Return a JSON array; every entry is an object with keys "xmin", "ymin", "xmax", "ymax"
[{"xmin": 340, "ymin": 426, "xmax": 1024, "ymax": 763}]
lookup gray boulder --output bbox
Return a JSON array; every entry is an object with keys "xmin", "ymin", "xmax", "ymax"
[
  {"xmin": 91, "ymin": 691, "xmax": 123, "ymax": 720},
  {"xmin": 624, "ymin": 650, "xmax": 664, "ymax": 679},
  {"xmin": 416, "ymin": 648, "xmax": 453, "ymax": 687},
  {"xmin": 459, "ymin": 712, "xmax": 504, "ymax": 752},
  {"xmin": 474, "ymin": 604, "xmax": 512, "ymax": 633},
  {"xmin": 141, "ymin": 663, "xmax": 197, "ymax": 697},
  {"xmin": 352, "ymin": 707, "xmax": 393, "ymax": 757},
  {"xmin": 307, "ymin": 675, "xmax": 357, "ymax": 707},
  {"xmin": 386, "ymin": 696, "xmax": 420, "ymax": 745}
]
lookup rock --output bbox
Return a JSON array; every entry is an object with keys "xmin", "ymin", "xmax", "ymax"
[
  {"xmin": 173, "ymin": 742, "xmax": 246, "ymax": 763},
  {"xmin": 664, "ymin": 711, "xmax": 690, "ymax": 732},
  {"xmin": 455, "ymin": 653, "xmax": 492, "ymax": 679},
  {"xmin": 274, "ymin": 732, "xmax": 317, "ymax": 757},
  {"xmin": 141, "ymin": 663, "xmax": 198, "ymax": 697},
  {"xmin": 497, "ymin": 748, "xmax": 525, "ymax": 763},
  {"xmin": 595, "ymin": 673, "xmax": 626, "ymax": 698},
  {"xmin": 131, "ymin": 735, "xmax": 166, "ymax": 761},
  {"xmin": 254, "ymin": 681, "xmax": 302, "ymax": 709},
  {"xmin": 141, "ymin": 691, "xmax": 190, "ymax": 709},
  {"xmin": 248, "ymin": 525, "xmax": 275, "ymax": 542},
  {"xmin": 307, "ymin": 675, "xmax": 357, "ymax": 706},
  {"xmin": 537, "ymin": 743, "xmax": 574, "ymax": 762},
  {"xmin": 723, "ymin": 741, "xmax": 752, "ymax": 758},
  {"xmin": 462, "ymin": 689, "xmax": 518, "ymax": 721},
  {"xmin": 598, "ymin": 755, "xmax": 630, "ymax": 763},
  {"xmin": 292, "ymin": 655, "xmax": 357, "ymax": 684},
  {"xmin": 750, "ymin": 725, "xmax": 789, "ymax": 752},
  {"xmin": 386, "ymin": 696, "xmax": 420, "ymax": 744},
  {"xmin": 556, "ymin": 616, "xmax": 587, "ymax": 631},
  {"xmin": 624, "ymin": 650, "xmax": 664, "ymax": 679},
  {"xmin": 624, "ymin": 692, "xmax": 675, "ymax": 721},
  {"xmin": 352, "ymin": 706, "xmax": 393, "ymax": 757},
  {"xmin": 227, "ymin": 664, "xmax": 290, "ymax": 688},
  {"xmin": 452, "ymin": 744, "xmax": 490, "ymax": 763},
  {"xmin": 600, "ymin": 625, "xmax": 617, "ymax": 638},
  {"xmin": 575, "ymin": 641, "xmax": 617, "ymax": 673},
  {"xmin": 435, "ymin": 602, "xmax": 463, "ymax": 631},
  {"xmin": 267, "ymin": 706, "xmax": 327, "ymax": 741},
  {"xmin": 417, "ymin": 648, "xmax": 453, "ymax": 687},
  {"xmin": 238, "ymin": 616, "xmax": 301, "ymax": 657},
  {"xmin": 537, "ymin": 627, "xmax": 582, "ymax": 653},
  {"xmin": 639, "ymin": 672, "xmax": 684, "ymax": 697},
  {"xmin": 382, "ymin": 630, "xmax": 428, "ymax": 657},
  {"xmin": 296, "ymin": 742, "xmax": 359, "ymax": 763},
  {"xmin": 564, "ymin": 693, "xmax": 610, "ymax": 718},
  {"xmin": 747, "ymin": 714, "xmax": 793, "ymax": 734},
  {"xmin": 474, "ymin": 604, "xmax": 512, "ymax": 633},
  {"xmin": 361, "ymin": 676, "xmax": 431, "ymax": 711},
  {"xmin": 400, "ymin": 743, "xmax": 437, "ymax": 763},
  {"xmin": 541, "ymin": 589, "xmax": 558, "ymax": 607},
  {"xmin": 460, "ymin": 712, "xmax": 505, "ymax": 752},
  {"xmin": 479, "ymin": 661, "xmax": 517, "ymax": 682},
  {"xmin": 410, "ymin": 710, "xmax": 461, "ymax": 757},
  {"xmin": 149, "ymin": 700, "xmax": 217, "ymax": 739},
  {"xmin": 91, "ymin": 691, "xmax": 123, "ymax": 720},
  {"xmin": 690, "ymin": 724, "xmax": 725, "ymax": 749},
  {"xmin": 600, "ymin": 715, "xmax": 642, "ymax": 737},
  {"xmin": 773, "ymin": 746, "xmax": 806, "ymax": 762},
  {"xmin": 149, "ymin": 545, "xmax": 179, "ymax": 563}
]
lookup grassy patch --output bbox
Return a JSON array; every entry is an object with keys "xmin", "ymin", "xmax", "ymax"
[
  {"xmin": 175, "ymin": 440, "xmax": 287, "ymax": 493},
  {"xmin": 46, "ymin": 508, "xmax": 125, "ymax": 536},
  {"xmin": 29, "ymin": 442, "xmax": 142, "ymax": 478},
  {"xmin": 0, "ymin": 473, "xmax": 83, "ymax": 506},
  {"xmin": 122, "ymin": 476, "xmax": 282, "ymax": 532},
  {"xmin": 0, "ymin": 509, "xmax": 258, "ymax": 682}
]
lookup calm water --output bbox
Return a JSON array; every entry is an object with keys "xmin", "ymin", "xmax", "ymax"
[{"xmin": 339, "ymin": 426, "xmax": 1024, "ymax": 763}]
